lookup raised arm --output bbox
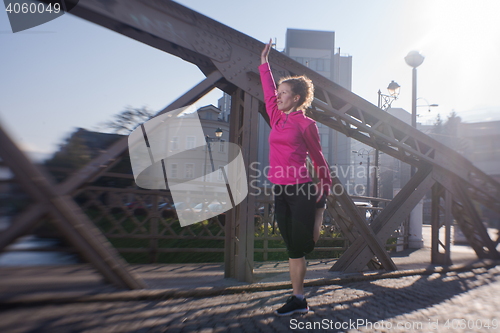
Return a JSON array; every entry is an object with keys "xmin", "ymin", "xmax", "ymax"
[
  {"xmin": 261, "ymin": 39, "xmax": 271, "ymax": 65},
  {"xmin": 259, "ymin": 39, "xmax": 280, "ymax": 126}
]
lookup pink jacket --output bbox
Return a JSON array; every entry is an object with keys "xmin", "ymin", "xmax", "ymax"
[{"xmin": 259, "ymin": 63, "xmax": 332, "ymax": 196}]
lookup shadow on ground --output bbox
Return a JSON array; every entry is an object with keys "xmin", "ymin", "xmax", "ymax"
[{"xmin": 1, "ymin": 265, "xmax": 498, "ymax": 332}]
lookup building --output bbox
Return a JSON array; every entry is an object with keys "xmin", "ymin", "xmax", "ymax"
[
  {"xmin": 217, "ymin": 94, "xmax": 231, "ymax": 123},
  {"xmin": 197, "ymin": 104, "xmax": 230, "ymax": 144},
  {"xmin": 284, "ymin": 29, "xmax": 352, "ymax": 89},
  {"xmin": 459, "ymin": 121, "xmax": 500, "ymax": 178},
  {"xmin": 376, "ymin": 108, "xmax": 414, "ymax": 200},
  {"xmin": 456, "ymin": 121, "xmax": 500, "ymax": 227}
]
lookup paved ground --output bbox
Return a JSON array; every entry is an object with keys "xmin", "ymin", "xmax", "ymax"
[
  {"xmin": 1, "ymin": 225, "xmax": 499, "ymax": 332},
  {"xmin": 1, "ymin": 265, "xmax": 499, "ymax": 332}
]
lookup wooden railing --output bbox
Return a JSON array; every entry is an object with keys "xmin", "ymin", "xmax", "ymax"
[
  {"xmin": 76, "ymin": 183, "xmax": 406, "ymax": 263},
  {"xmin": 3, "ymin": 166, "xmax": 408, "ymax": 263}
]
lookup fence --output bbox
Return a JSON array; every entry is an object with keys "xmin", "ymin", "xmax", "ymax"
[{"xmin": 2, "ymin": 166, "xmax": 409, "ymax": 263}]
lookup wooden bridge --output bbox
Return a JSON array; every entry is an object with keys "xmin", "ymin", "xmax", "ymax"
[{"xmin": 1, "ymin": 0, "xmax": 499, "ymax": 289}]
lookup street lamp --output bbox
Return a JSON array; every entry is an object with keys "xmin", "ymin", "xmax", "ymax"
[
  {"xmin": 215, "ymin": 127, "xmax": 223, "ymax": 138},
  {"xmin": 204, "ymin": 128, "xmax": 223, "ymax": 181},
  {"xmin": 378, "ymin": 80, "xmax": 401, "ymax": 111}
]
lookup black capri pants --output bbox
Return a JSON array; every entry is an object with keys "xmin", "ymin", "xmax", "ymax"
[{"xmin": 274, "ymin": 182, "xmax": 320, "ymax": 259}]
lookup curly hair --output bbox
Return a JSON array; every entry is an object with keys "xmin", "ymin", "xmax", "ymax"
[{"xmin": 278, "ymin": 75, "xmax": 315, "ymax": 110}]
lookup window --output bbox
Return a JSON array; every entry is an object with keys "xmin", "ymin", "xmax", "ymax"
[
  {"xmin": 316, "ymin": 58, "xmax": 324, "ymax": 71},
  {"xmin": 219, "ymin": 139, "xmax": 225, "ymax": 153},
  {"xmin": 186, "ymin": 136, "xmax": 195, "ymax": 150},
  {"xmin": 207, "ymin": 112, "xmax": 213, "ymax": 120},
  {"xmin": 320, "ymin": 134, "xmax": 328, "ymax": 147},
  {"xmin": 170, "ymin": 164, "xmax": 178, "ymax": 178},
  {"xmin": 309, "ymin": 58, "xmax": 317, "ymax": 70},
  {"xmin": 324, "ymin": 61, "xmax": 330, "ymax": 72},
  {"xmin": 185, "ymin": 163, "xmax": 194, "ymax": 179},
  {"xmin": 171, "ymin": 137, "xmax": 179, "ymax": 150}
]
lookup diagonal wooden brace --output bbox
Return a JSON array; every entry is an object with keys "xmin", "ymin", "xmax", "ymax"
[
  {"xmin": 331, "ymin": 165, "xmax": 434, "ymax": 273},
  {"xmin": 0, "ymin": 124, "xmax": 146, "ymax": 289},
  {"xmin": 306, "ymin": 158, "xmax": 385, "ymax": 270},
  {"xmin": 452, "ymin": 182, "xmax": 500, "ymax": 260},
  {"xmin": 330, "ymin": 175, "xmax": 397, "ymax": 271}
]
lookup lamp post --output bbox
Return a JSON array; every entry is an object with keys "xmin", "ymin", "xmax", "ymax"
[
  {"xmin": 405, "ymin": 51, "xmax": 425, "ymax": 249},
  {"xmin": 375, "ymin": 81, "xmax": 400, "ymax": 205},
  {"xmin": 204, "ymin": 127, "xmax": 223, "ymax": 181}
]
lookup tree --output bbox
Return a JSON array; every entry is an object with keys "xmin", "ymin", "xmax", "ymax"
[
  {"xmin": 101, "ymin": 106, "xmax": 154, "ymax": 134},
  {"xmin": 45, "ymin": 131, "xmax": 92, "ymax": 170},
  {"xmin": 444, "ymin": 110, "xmax": 461, "ymax": 141},
  {"xmin": 431, "ymin": 113, "xmax": 443, "ymax": 135}
]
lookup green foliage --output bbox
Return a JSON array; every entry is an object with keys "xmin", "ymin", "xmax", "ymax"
[{"xmin": 44, "ymin": 134, "xmax": 92, "ymax": 182}]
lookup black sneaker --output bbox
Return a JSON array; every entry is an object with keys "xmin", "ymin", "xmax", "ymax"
[{"xmin": 274, "ymin": 295, "xmax": 309, "ymax": 316}]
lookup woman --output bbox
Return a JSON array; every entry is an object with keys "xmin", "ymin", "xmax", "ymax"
[{"xmin": 260, "ymin": 39, "xmax": 332, "ymax": 316}]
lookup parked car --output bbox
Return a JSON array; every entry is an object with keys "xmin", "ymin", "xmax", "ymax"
[
  {"xmin": 158, "ymin": 201, "xmax": 190, "ymax": 219},
  {"xmin": 354, "ymin": 201, "xmax": 373, "ymax": 221},
  {"xmin": 125, "ymin": 201, "xmax": 148, "ymax": 216}
]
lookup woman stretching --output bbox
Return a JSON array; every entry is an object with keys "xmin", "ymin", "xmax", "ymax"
[{"xmin": 260, "ymin": 40, "xmax": 332, "ymax": 316}]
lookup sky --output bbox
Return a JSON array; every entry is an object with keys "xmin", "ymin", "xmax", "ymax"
[{"xmin": 1, "ymin": 0, "xmax": 500, "ymax": 161}]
